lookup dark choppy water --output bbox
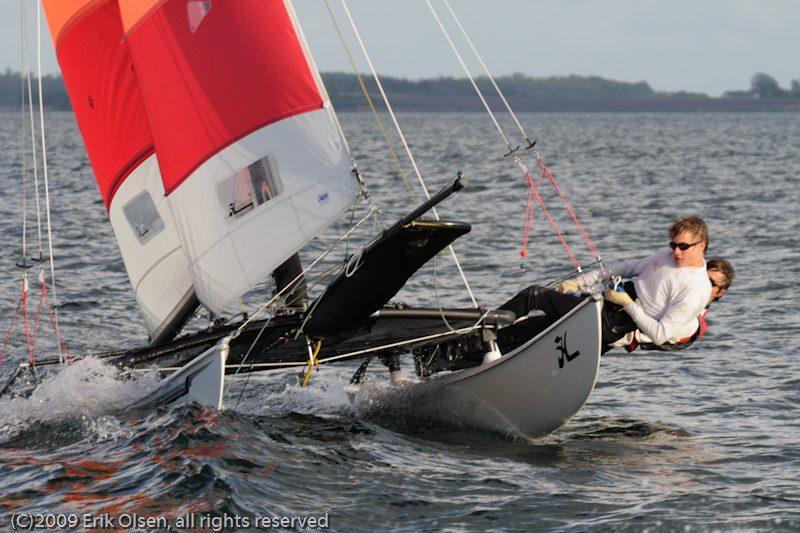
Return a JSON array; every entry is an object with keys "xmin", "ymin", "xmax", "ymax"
[{"xmin": 0, "ymin": 110, "xmax": 798, "ymax": 532}]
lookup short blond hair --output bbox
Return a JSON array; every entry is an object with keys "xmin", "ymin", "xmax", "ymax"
[{"xmin": 669, "ymin": 216, "xmax": 708, "ymax": 255}]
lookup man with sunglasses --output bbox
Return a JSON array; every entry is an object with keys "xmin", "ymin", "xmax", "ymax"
[
  {"xmin": 610, "ymin": 258, "xmax": 734, "ymax": 352},
  {"xmin": 553, "ymin": 216, "xmax": 713, "ymax": 352}
]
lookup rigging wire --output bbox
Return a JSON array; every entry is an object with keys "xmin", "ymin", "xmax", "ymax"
[
  {"xmin": 19, "ymin": 4, "xmax": 27, "ymax": 271},
  {"xmin": 36, "ymin": 0, "xmax": 64, "ymax": 361},
  {"xmin": 4, "ymin": 2, "xmax": 33, "ymax": 367},
  {"xmin": 438, "ymin": 0, "xmax": 600, "ymax": 266},
  {"xmin": 439, "ymin": 0, "xmax": 601, "ymax": 266},
  {"xmin": 332, "ymin": 0, "xmax": 478, "ymax": 307},
  {"xmin": 4, "ymin": 0, "xmax": 69, "ymax": 368},
  {"xmin": 426, "ymin": 0, "xmax": 597, "ymax": 272},
  {"xmin": 231, "ymin": 208, "xmax": 377, "ymax": 339},
  {"xmin": 336, "ymin": 0, "xmax": 429, "ymax": 202},
  {"xmin": 227, "ymin": 197, "xmax": 369, "ymax": 402},
  {"xmin": 423, "ymin": 0, "xmax": 514, "ymax": 154},
  {"xmin": 440, "ymin": 0, "xmax": 534, "ymax": 149},
  {"xmin": 8, "ymin": 0, "xmax": 39, "ymax": 366},
  {"xmin": 322, "ymin": 0, "xmax": 417, "ymax": 206},
  {"xmin": 22, "ymin": 5, "xmax": 44, "ymax": 265}
]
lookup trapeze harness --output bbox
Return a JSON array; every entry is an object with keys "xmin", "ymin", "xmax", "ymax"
[{"xmin": 624, "ymin": 306, "xmax": 710, "ymax": 352}]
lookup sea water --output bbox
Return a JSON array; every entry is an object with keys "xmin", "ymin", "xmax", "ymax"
[{"xmin": 0, "ymin": 111, "xmax": 798, "ymax": 532}]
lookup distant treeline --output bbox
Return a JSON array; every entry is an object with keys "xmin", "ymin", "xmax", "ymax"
[
  {"xmin": 0, "ymin": 69, "xmax": 72, "ymax": 110},
  {"xmin": 322, "ymin": 72, "xmax": 655, "ymax": 107},
  {"xmin": 1, "ymin": 69, "xmax": 799, "ymax": 112},
  {"xmin": 0, "ymin": 70, "xmax": 655, "ymax": 111},
  {"xmin": 746, "ymin": 73, "xmax": 800, "ymax": 98}
]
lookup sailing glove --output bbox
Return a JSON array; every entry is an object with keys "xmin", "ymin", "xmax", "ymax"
[
  {"xmin": 604, "ymin": 288, "xmax": 633, "ymax": 309},
  {"xmin": 555, "ymin": 278, "xmax": 581, "ymax": 294}
]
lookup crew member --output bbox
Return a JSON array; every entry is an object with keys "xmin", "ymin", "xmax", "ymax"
[
  {"xmin": 612, "ymin": 258, "xmax": 734, "ymax": 352},
  {"xmin": 501, "ymin": 216, "xmax": 712, "ymax": 353}
]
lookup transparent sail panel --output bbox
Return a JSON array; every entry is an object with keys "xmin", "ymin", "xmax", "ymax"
[
  {"xmin": 123, "ymin": 191, "xmax": 165, "ymax": 244},
  {"xmin": 109, "ymin": 155, "xmax": 196, "ymax": 341},
  {"xmin": 217, "ymin": 155, "xmax": 283, "ymax": 221}
]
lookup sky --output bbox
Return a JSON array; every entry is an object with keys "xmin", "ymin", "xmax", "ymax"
[{"xmin": 2, "ymin": 0, "xmax": 799, "ymax": 97}]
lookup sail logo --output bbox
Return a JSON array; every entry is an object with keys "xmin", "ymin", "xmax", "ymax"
[
  {"xmin": 318, "ymin": 192, "xmax": 329, "ymax": 203},
  {"xmin": 555, "ymin": 332, "xmax": 580, "ymax": 368},
  {"xmin": 187, "ymin": 1, "xmax": 212, "ymax": 33}
]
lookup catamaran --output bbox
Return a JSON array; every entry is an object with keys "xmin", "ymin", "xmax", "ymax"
[{"xmin": 2, "ymin": 0, "xmax": 605, "ymax": 440}]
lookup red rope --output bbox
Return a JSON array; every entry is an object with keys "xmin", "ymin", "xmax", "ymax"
[
  {"xmin": 532, "ymin": 179, "xmax": 581, "ymax": 271},
  {"xmin": 1, "ymin": 280, "xmax": 34, "ymax": 368},
  {"xmin": 520, "ymin": 170, "xmax": 543, "ymax": 271},
  {"xmin": 520, "ymin": 169, "xmax": 581, "ymax": 271},
  {"xmin": 42, "ymin": 287, "xmax": 70, "ymax": 358},
  {"xmin": 32, "ymin": 281, "xmax": 70, "ymax": 363},
  {"xmin": 538, "ymin": 159, "xmax": 601, "ymax": 262},
  {"xmin": 1, "ymin": 298, "xmax": 24, "ymax": 369},
  {"xmin": 32, "ymin": 287, "xmax": 44, "ymax": 363}
]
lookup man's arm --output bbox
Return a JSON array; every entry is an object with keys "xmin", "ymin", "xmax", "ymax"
[
  {"xmin": 576, "ymin": 255, "xmax": 655, "ymax": 287},
  {"xmin": 623, "ymin": 285, "xmax": 707, "ymax": 345}
]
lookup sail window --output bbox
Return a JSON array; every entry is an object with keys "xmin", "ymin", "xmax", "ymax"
[
  {"xmin": 123, "ymin": 192, "xmax": 165, "ymax": 244},
  {"xmin": 218, "ymin": 155, "xmax": 283, "ymax": 221}
]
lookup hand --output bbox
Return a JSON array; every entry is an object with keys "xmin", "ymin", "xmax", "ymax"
[
  {"xmin": 555, "ymin": 278, "xmax": 581, "ymax": 294},
  {"xmin": 604, "ymin": 288, "xmax": 633, "ymax": 309}
]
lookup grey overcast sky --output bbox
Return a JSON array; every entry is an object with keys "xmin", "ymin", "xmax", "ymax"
[{"xmin": 3, "ymin": 0, "xmax": 799, "ymax": 97}]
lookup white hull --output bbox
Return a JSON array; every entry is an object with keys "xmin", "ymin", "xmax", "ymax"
[
  {"xmin": 125, "ymin": 338, "xmax": 230, "ymax": 414},
  {"xmin": 357, "ymin": 298, "xmax": 603, "ymax": 440}
]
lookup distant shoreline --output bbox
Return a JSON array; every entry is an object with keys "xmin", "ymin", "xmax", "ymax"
[
  {"xmin": 334, "ymin": 95, "xmax": 800, "ymax": 113},
  {"xmin": 3, "ymin": 96, "xmax": 800, "ymax": 113},
  {"xmin": 3, "ymin": 69, "xmax": 800, "ymax": 112}
]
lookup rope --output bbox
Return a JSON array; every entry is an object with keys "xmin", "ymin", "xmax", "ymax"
[
  {"xmin": 301, "ymin": 340, "xmax": 322, "ymax": 387},
  {"xmin": 429, "ymin": 0, "xmax": 597, "ymax": 273},
  {"xmin": 532, "ymin": 154, "xmax": 601, "ymax": 264},
  {"xmin": 0, "ymin": 287, "xmax": 31, "ymax": 369},
  {"xmin": 440, "ymin": 0, "xmax": 535, "ymax": 148},
  {"xmin": 530, "ymin": 173, "xmax": 581, "ymax": 272},
  {"xmin": 36, "ymin": 0, "xmax": 63, "ymax": 362},
  {"xmin": 334, "ymin": 0, "xmax": 478, "ymax": 307},
  {"xmin": 323, "ymin": 0, "xmax": 417, "ymax": 206},
  {"xmin": 30, "ymin": 275, "xmax": 70, "ymax": 363},
  {"xmin": 520, "ymin": 170, "xmax": 543, "ymax": 271}
]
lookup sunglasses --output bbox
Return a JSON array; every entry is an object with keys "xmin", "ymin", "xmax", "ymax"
[
  {"xmin": 669, "ymin": 241, "xmax": 701, "ymax": 251},
  {"xmin": 709, "ymin": 278, "xmax": 718, "ymax": 288}
]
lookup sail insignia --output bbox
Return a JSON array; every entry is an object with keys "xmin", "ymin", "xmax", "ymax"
[{"xmin": 187, "ymin": 1, "xmax": 212, "ymax": 33}]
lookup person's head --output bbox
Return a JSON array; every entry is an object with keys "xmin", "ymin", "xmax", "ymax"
[
  {"xmin": 669, "ymin": 216, "xmax": 708, "ymax": 268},
  {"xmin": 707, "ymin": 257, "xmax": 734, "ymax": 303}
]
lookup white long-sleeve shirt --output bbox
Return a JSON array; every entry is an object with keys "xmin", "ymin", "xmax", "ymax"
[{"xmin": 576, "ymin": 251, "xmax": 711, "ymax": 345}]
